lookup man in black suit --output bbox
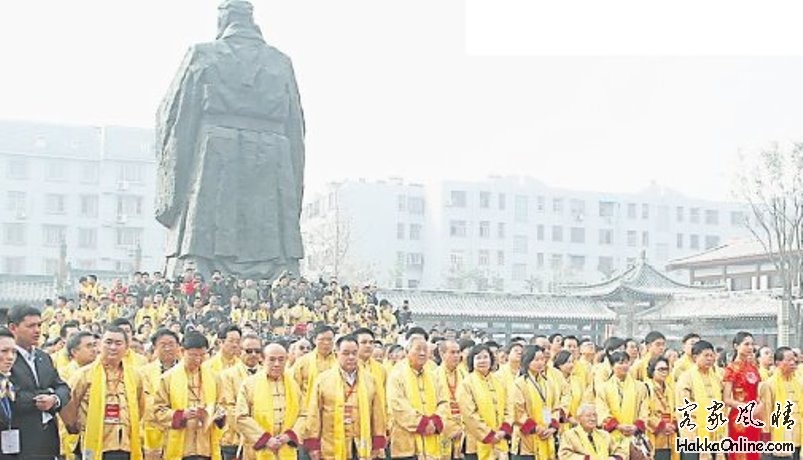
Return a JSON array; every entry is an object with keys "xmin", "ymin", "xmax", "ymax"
[{"xmin": 7, "ymin": 304, "xmax": 71, "ymax": 459}]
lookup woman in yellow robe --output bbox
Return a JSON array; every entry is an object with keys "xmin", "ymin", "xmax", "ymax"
[
  {"xmin": 554, "ymin": 350, "xmax": 584, "ymax": 431},
  {"xmin": 509, "ymin": 345, "xmax": 563, "ymax": 460},
  {"xmin": 646, "ymin": 356, "xmax": 678, "ymax": 460},
  {"xmin": 595, "ymin": 351, "xmax": 649, "ymax": 459},
  {"xmin": 457, "ymin": 343, "xmax": 512, "ymax": 460}
]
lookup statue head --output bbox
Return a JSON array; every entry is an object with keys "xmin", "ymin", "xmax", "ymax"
[{"xmin": 217, "ymin": 0, "xmax": 260, "ymax": 39}]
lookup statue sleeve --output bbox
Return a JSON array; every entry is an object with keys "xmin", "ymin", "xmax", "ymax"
[
  {"xmin": 154, "ymin": 46, "xmax": 202, "ymax": 227},
  {"xmin": 285, "ymin": 60, "xmax": 306, "ymax": 215}
]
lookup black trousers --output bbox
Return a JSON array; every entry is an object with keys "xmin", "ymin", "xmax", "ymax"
[
  {"xmin": 681, "ymin": 453, "xmax": 700, "ymax": 460},
  {"xmin": 655, "ymin": 449, "xmax": 671, "ymax": 460},
  {"xmin": 221, "ymin": 445, "xmax": 239, "ymax": 460},
  {"xmin": 772, "ymin": 447, "xmax": 801, "ymax": 460},
  {"xmin": 103, "ymin": 451, "xmax": 131, "ymax": 460}
]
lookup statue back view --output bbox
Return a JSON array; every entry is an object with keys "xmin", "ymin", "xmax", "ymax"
[{"xmin": 155, "ymin": 0, "xmax": 305, "ymax": 280}]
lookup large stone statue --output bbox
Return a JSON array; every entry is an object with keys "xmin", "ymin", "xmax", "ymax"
[{"xmin": 155, "ymin": 0, "xmax": 305, "ymax": 281}]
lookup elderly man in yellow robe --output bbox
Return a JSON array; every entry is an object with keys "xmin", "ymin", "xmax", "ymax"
[
  {"xmin": 675, "ymin": 340, "xmax": 727, "ymax": 460},
  {"xmin": 235, "ymin": 343, "xmax": 305, "ymax": 460},
  {"xmin": 218, "ymin": 333, "xmax": 264, "ymax": 460},
  {"xmin": 140, "ymin": 328, "xmax": 182, "ymax": 460},
  {"xmin": 758, "ymin": 346, "xmax": 802, "ymax": 459},
  {"xmin": 293, "ymin": 325, "xmax": 337, "ymax": 405},
  {"xmin": 61, "ymin": 325, "xmax": 146, "ymax": 460},
  {"xmin": 387, "ymin": 336, "xmax": 449, "ymax": 460},
  {"xmin": 204, "ymin": 325, "xmax": 243, "ymax": 375},
  {"xmin": 304, "ymin": 335, "xmax": 387, "ymax": 460},
  {"xmin": 558, "ymin": 404, "xmax": 627, "ymax": 460},
  {"xmin": 436, "ymin": 339, "xmax": 465, "ymax": 460},
  {"xmin": 153, "ymin": 332, "xmax": 226, "ymax": 460}
]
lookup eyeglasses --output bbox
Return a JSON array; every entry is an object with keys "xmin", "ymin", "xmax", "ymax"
[
  {"xmin": 655, "ymin": 367, "xmax": 670, "ymax": 372},
  {"xmin": 244, "ymin": 348, "xmax": 261, "ymax": 355}
]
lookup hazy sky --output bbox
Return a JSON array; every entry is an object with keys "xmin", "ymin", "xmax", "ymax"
[{"xmin": 2, "ymin": 1, "xmax": 802, "ymax": 201}]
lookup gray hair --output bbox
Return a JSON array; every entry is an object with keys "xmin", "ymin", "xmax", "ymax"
[{"xmin": 577, "ymin": 403, "xmax": 597, "ymax": 417}]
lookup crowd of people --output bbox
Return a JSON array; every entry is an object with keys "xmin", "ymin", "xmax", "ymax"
[{"xmin": 0, "ymin": 268, "xmax": 799, "ymax": 460}]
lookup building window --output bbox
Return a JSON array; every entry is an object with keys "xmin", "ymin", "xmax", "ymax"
[
  {"xmin": 690, "ymin": 234, "xmax": 700, "ymax": 249},
  {"xmin": 406, "ymin": 253, "xmax": 424, "ymax": 267},
  {"xmin": 550, "ymin": 254, "xmax": 563, "ymax": 270},
  {"xmin": 449, "ymin": 220, "xmax": 467, "ymax": 237},
  {"xmin": 705, "ymin": 235, "xmax": 720, "ymax": 249},
  {"xmin": 6, "ymin": 159, "xmax": 28, "ymax": 179},
  {"xmin": 478, "ymin": 221, "xmax": 490, "ymax": 238},
  {"xmin": 536, "ymin": 196, "xmax": 545, "ymax": 212},
  {"xmin": 43, "ymin": 258, "xmax": 59, "ymax": 275},
  {"xmin": 599, "ymin": 201, "xmax": 615, "ymax": 218},
  {"xmin": 705, "ymin": 210, "xmax": 719, "ymax": 225},
  {"xmin": 514, "ymin": 195, "xmax": 529, "ymax": 222},
  {"xmin": 569, "ymin": 255, "xmax": 585, "ymax": 271},
  {"xmin": 450, "ymin": 190, "xmax": 467, "ymax": 207},
  {"xmin": 2, "ymin": 257, "xmax": 25, "ymax": 274},
  {"xmin": 626, "ymin": 230, "xmax": 637, "ymax": 247},
  {"xmin": 730, "ymin": 211, "xmax": 745, "ymax": 226},
  {"xmin": 409, "ymin": 224, "xmax": 422, "ymax": 240},
  {"xmin": 512, "ymin": 263, "xmax": 527, "ymax": 281},
  {"xmin": 676, "ymin": 206, "xmax": 684, "ymax": 222},
  {"xmin": 78, "ymin": 228, "xmax": 97, "ymax": 249},
  {"xmin": 80, "ymin": 195, "xmax": 99, "ymax": 218},
  {"xmin": 642, "ymin": 231, "xmax": 649, "ymax": 247},
  {"xmin": 536, "ymin": 225, "xmax": 544, "ymax": 241},
  {"xmin": 449, "ymin": 251, "xmax": 464, "ymax": 272},
  {"xmin": 396, "ymin": 223, "xmax": 405, "ymax": 239},
  {"xmin": 45, "ymin": 194, "xmax": 66, "ymax": 214},
  {"xmin": 551, "ymin": 225, "xmax": 563, "ymax": 242},
  {"xmin": 397, "ymin": 195, "xmax": 406, "ymax": 212},
  {"xmin": 570, "ymin": 227, "xmax": 585, "ymax": 244},
  {"xmin": 81, "ymin": 162, "xmax": 99, "ymax": 184},
  {"xmin": 552, "ymin": 198, "xmax": 564, "ymax": 214},
  {"xmin": 497, "ymin": 222, "xmax": 506, "ymax": 239},
  {"xmin": 2, "ymin": 224, "xmax": 26, "ymax": 246},
  {"xmin": 598, "ymin": 256, "xmax": 614, "ymax": 275},
  {"xmin": 116, "ymin": 227, "xmax": 143, "ymax": 247},
  {"xmin": 676, "ymin": 233, "xmax": 684, "ymax": 249},
  {"xmin": 407, "ymin": 279, "xmax": 420, "ymax": 289},
  {"xmin": 42, "ymin": 225, "xmax": 66, "ymax": 247},
  {"xmin": 498, "ymin": 193, "xmax": 506, "ymax": 210},
  {"xmin": 117, "ymin": 195, "xmax": 143, "ymax": 217},
  {"xmin": 599, "ymin": 229, "xmax": 614, "ymax": 245},
  {"xmin": 627, "ymin": 203, "xmax": 637, "ymax": 219},
  {"xmin": 497, "ymin": 250, "xmax": 505, "ymax": 266},
  {"xmin": 690, "ymin": 208, "xmax": 700, "ymax": 224},
  {"xmin": 570, "ymin": 199, "xmax": 585, "ymax": 220},
  {"xmin": 478, "ymin": 250, "xmax": 490, "ymax": 266},
  {"xmin": 118, "ymin": 163, "xmax": 144, "ymax": 183},
  {"xmin": 45, "ymin": 160, "xmax": 69, "ymax": 181},
  {"xmin": 513, "ymin": 235, "xmax": 528, "ymax": 254},
  {"xmin": 479, "ymin": 191, "xmax": 491, "ymax": 209},
  {"xmin": 407, "ymin": 197, "xmax": 425, "ymax": 215},
  {"xmin": 536, "ymin": 253, "xmax": 545, "ymax": 269},
  {"xmin": 641, "ymin": 203, "xmax": 650, "ymax": 219},
  {"xmin": 6, "ymin": 191, "xmax": 26, "ymax": 215}
]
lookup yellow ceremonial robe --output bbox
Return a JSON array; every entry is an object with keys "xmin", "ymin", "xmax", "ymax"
[
  {"xmin": 62, "ymin": 361, "xmax": 146, "ymax": 456},
  {"xmin": 437, "ymin": 365, "xmax": 466, "ymax": 459},
  {"xmin": 456, "ymin": 371, "xmax": 509, "ymax": 458},
  {"xmin": 509, "ymin": 372, "xmax": 562, "ymax": 458},
  {"xmin": 217, "ymin": 362, "xmax": 251, "ymax": 448},
  {"xmin": 305, "ymin": 367, "xmax": 386, "ymax": 460},
  {"xmin": 646, "ymin": 380, "xmax": 679, "ymax": 460},
  {"xmin": 235, "ymin": 370, "xmax": 304, "ymax": 460},
  {"xmin": 203, "ymin": 352, "xmax": 241, "ymax": 376},
  {"xmin": 558, "ymin": 426, "xmax": 627, "ymax": 460},
  {"xmin": 759, "ymin": 371, "xmax": 802, "ymax": 455},
  {"xmin": 387, "ymin": 361, "xmax": 449, "ymax": 459},
  {"xmin": 292, "ymin": 351, "xmax": 336, "ymax": 403}
]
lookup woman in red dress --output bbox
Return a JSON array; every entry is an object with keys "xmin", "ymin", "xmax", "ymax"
[{"xmin": 722, "ymin": 331, "xmax": 763, "ymax": 460}]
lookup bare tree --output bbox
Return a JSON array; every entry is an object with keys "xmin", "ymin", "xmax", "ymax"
[{"xmin": 734, "ymin": 141, "xmax": 803, "ymax": 346}]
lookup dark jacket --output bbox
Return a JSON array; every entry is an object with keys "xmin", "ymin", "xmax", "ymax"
[{"xmin": 9, "ymin": 348, "xmax": 71, "ymax": 458}]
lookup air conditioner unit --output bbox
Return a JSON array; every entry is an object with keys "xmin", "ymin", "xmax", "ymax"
[
  {"xmin": 116, "ymin": 214, "xmax": 128, "ymax": 224},
  {"xmin": 117, "ymin": 181, "xmax": 130, "ymax": 191}
]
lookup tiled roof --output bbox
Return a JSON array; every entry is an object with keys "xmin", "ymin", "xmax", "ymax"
[
  {"xmin": 559, "ymin": 257, "xmax": 721, "ymax": 300},
  {"xmin": 376, "ymin": 289, "xmax": 616, "ymax": 321},
  {"xmin": 666, "ymin": 238, "xmax": 774, "ymax": 269},
  {"xmin": 636, "ymin": 291, "xmax": 779, "ymax": 320}
]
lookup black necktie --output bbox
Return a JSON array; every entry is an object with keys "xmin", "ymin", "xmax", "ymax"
[
  {"xmin": 588, "ymin": 433, "xmax": 596, "ymax": 450},
  {"xmin": 247, "ymin": 368, "xmax": 258, "ymax": 375}
]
